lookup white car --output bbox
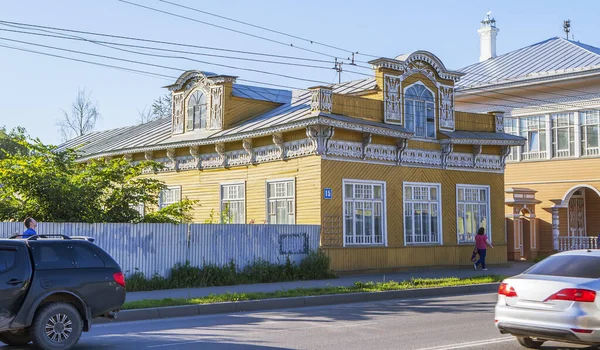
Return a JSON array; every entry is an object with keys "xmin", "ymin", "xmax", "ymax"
[{"xmin": 495, "ymin": 250, "xmax": 600, "ymax": 348}]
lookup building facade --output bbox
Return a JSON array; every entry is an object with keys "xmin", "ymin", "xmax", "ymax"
[
  {"xmin": 62, "ymin": 51, "xmax": 524, "ymax": 272},
  {"xmin": 456, "ymin": 14, "xmax": 600, "ymax": 260}
]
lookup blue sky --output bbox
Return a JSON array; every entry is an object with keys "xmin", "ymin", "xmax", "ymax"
[{"xmin": 1, "ymin": 0, "xmax": 599, "ymax": 145}]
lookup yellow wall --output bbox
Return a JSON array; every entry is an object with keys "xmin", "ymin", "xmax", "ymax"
[
  {"xmin": 224, "ymin": 96, "xmax": 281, "ymax": 129},
  {"xmin": 505, "ymin": 158, "xmax": 600, "ymax": 252},
  {"xmin": 320, "ymin": 159, "xmax": 506, "ymax": 271},
  {"xmin": 151, "ymin": 156, "xmax": 322, "ymax": 224}
]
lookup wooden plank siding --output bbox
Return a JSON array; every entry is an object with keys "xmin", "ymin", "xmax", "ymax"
[
  {"xmin": 319, "ymin": 159, "xmax": 506, "ymax": 271},
  {"xmin": 223, "ymin": 96, "xmax": 282, "ymax": 129},
  {"xmin": 505, "ymin": 158, "xmax": 600, "ymax": 253},
  {"xmin": 454, "ymin": 111, "xmax": 495, "ymax": 132},
  {"xmin": 331, "ymin": 94, "xmax": 383, "ymax": 123},
  {"xmin": 148, "ymin": 156, "xmax": 321, "ymax": 224},
  {"xmin": 323, "ymin": 245, "xmax": 508, "ymax": 273}
]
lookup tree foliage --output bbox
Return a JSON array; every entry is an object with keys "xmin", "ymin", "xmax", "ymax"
[
  {"xmin": 0, "ymin": 136, "xmax": 195, "ymax": 223},
  {"xmin": 0, "ymin": 126, "xmax": 29, "ymax": 160}
]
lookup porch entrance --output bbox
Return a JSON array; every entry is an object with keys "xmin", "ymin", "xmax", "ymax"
[
  {"xmin": 553, "ymin": 185, "xmax": 600, "ymax": 251},
  {"xmin": 505, "ymin": 188, "xmax": 541, "ymax": 261}
]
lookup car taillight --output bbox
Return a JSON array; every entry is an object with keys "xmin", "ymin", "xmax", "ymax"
[
  {"xmin": 113, "ymin": 272, "xmax": 126, "ymax": 288},
  {"xmin": 545, "ymin": 289, "xmax": 596, "ymax": 302},
  {"xmin": 498, "ymin": 283, "xmax": 518, "ymax": 297}
]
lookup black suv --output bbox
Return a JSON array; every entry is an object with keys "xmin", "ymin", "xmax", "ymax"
[{"xmin": 0, "ymin": 234, "xmax": 126, "ymax": 349}]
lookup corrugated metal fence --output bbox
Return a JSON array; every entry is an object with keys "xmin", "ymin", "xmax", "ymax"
[{"xmin": 0, "ymin": 222, "xmax": 321, "ymax": 277}]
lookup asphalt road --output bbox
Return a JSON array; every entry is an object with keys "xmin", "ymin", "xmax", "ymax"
[{"xmin": 2, "ymin": 293, "xmax": 595, "ymax": 349}]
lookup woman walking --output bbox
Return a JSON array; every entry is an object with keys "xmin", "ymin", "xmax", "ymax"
[{"xmin": 474, "ymin": 227, "xmax": 494, "ymax": 271}]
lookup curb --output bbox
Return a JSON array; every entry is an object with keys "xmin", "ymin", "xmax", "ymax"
[{"xmin": 94, "ymin": 282, "xmax": 500, "ymax": 324}]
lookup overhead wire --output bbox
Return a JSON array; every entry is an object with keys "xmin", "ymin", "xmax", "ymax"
[
  {"xmin": 158, "ymin": 0, "xmax": 380, "ymax": 59},
  {"xmin": 0, "ymin": 20, "xmax": 341, "ymax": 64},
  {"xmin": 117, "ymin": 0, "xmax": 353, "ymax": 63},
  {"xmin": 2, "ymin": 27, "xmax": 600, "ymax": 132},
  {"xmin": 0, "ymin": 36, "xmax": 335, "ymax": 85}
]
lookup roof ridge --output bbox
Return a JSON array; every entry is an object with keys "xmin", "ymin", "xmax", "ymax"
[{"xmin": 562, "ymin": 37, "xmax": 600, "ymax": 57}]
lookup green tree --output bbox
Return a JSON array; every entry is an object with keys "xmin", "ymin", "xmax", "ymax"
[
  {"xmin": 0, "ymin": 126, "xmax": 29, "ymax": 160},
  {"xmin": 0, "ymin": 137, "xmax": 194, "ymax": 223}
]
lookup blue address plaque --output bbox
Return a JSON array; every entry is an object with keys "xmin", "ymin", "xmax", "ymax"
[{"xmin": 323, "ymin": 188, "xmax": 332, "ymax": 199}]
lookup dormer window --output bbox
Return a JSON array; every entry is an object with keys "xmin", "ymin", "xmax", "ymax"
[
  {"xmin": 405, "ymin": 83, "xmax": 435, "ymax": 139},
  {"xmin": 187, "ymin": 90, "xmax": 207, "ymax": 131}
]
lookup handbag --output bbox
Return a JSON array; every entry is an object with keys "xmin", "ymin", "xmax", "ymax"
[{"xmin": 471, "ymin": 250, "xmax": 478, "ymax": 262}]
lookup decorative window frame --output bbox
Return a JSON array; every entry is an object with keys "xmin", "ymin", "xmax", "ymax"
[
  {"xmin": 342, "ymin": 179, "xmax": 387, "ymax": 247},
  {"xmin": 403, "ymin": 82, "xmax": 437, "ymax": 140},
  {"xmin": 403, "ymin": 182, "xmax": 443, "ymax": 246},
  {"xmin": 438, "ymin": 85, "xmax": 455, "ymax": 131},
  {"xmin": 219, "ymin": 181, "xmax": 246, "ymax": 224},
  {"xmin": 184, "ymin": 87, "xmax": 210, "ymax": 132},
  {"xmin": 159, "ymin": 186, "xmax": 182, "ymax": 210},
  {"xmin": 456, "ymin": 184, "xmax": 491, "ymax": 245},
  {"xmin": 383, "ymin": 74, "xmax": 402, "ymax": 125},
  {"xmin": 265, "ymin": 178, "xmax": 296, "ymax": 225}
]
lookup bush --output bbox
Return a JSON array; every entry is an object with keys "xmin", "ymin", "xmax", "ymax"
[
  {"xmin": 124, "ymin": 250, "xmax": 335, "ymax": 292},
  {"xmin": 299, "ymin": 249, "xmax": 335, "ymax": 280}
]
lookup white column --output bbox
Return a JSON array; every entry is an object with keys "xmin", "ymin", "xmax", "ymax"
[
  {"xmin": 545, "ymin": 114, "xmax": 552, "ymax": 159},
  {"xmin": 574, "ymin": 111, "xmax": 581, "ymax": 158},
  {"xmin": 552, "ymin": 207, "xmax": 560, "ymax": 250}
]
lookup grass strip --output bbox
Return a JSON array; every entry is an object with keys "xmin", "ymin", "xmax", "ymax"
[{"xmin": 122, "ymin": 275, "xmax": 503, "ymax": 310}]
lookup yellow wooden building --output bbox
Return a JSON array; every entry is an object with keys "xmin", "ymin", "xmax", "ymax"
[
  {"xmin": 456, "ymin": 13, "xmax": 600, "ymax": 261},
  {"xmin": 62, "ymin": 50, "xmax": 524, "ymax": 272}
]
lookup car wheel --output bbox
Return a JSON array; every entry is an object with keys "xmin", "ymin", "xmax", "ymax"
[
  {"xmin": 516, "ymin": 336, "xmax": 545, "ymax": 349},
  {"xmin": 0, "ymin": 328, "xmax": 31, "ymax": 346},
  {"xmin": 31, "ymin": 302, "xmax": 83, "ymax": 350}
]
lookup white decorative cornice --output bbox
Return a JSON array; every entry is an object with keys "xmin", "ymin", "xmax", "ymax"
[
  {"xmin": 142, "ymin": 138, "xmax": 504, "ymax": 174},
  {"xmin": 79, "ymin": 115, "xmax": 410, "ymax": 162},
  {"xmin": 243, "ymin": 139, "xmax": 254, "ymax": 164}
]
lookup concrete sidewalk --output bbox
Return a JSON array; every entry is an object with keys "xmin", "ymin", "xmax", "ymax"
[{"xmin": 126, "ymin": 262, "xmax": 532, "ymax": 302}]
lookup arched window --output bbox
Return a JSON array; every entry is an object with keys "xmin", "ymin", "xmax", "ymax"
[
  {"xmin": 186, "ymin": 90, "xmax": 207, "ymax": 131},
  {"xmin": 404, "ymin": 84, "xmax": 435, "ymax": 138}
]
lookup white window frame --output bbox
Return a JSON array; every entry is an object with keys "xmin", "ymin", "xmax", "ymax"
[
  {"xmin": 581, "ymin": 110, "xmax": 600, "ymax": 156},
  {"xmin": 519, "ymin": 116, "xmax": 548, "ymax": 160},
  {"xmin": 265, "ymin": 178, "xmax": 296, "ymax": 225},
  {"xmin": 342, "ymin": 179, "xmax": 387, "ymax": 247},
  {"xmin": 158, "ymin": 186, "xmax": 181, "ymax": 209},
  {"xmin": 403, "ymin": 182, "xmax": 442, "ymax": 245},
  {"xmin": 403, "ymin": 82, "xmax": 436, "ymax": 140},
  {"xmin": 220, "ymin": 181, "xmax": 246, "ymax": 224},
  {"xmin": 186, "ymin": 89, "xmax": 208, "ymax": 131},
  {"xmin": 551, "ymin": 113, "xmax": 576, "ymax": 158},
  {"xmin": 456, "ymin": 184, "xmax": 491, "ymax": 244},
  {"xmin": 131, "ymin": 203, "xmax": 145, "ymax": 217},
  {"xmin": 503, "ymin": 117, "xmax": 520, "ymax": 162}
]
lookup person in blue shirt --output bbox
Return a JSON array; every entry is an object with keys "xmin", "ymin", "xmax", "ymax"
[{"xmin": 23, "ymin": 217, "xmax": 37, "ymax": 238}]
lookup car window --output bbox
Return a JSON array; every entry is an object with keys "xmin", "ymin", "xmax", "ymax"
[
  {"xmin": 31, "ymin": 243, "xmax": 75, "ymax": 270},
  {"xmin": 72, "ymin": 244, "xmax": 105, "ymax": 268},
  {"xmin": 524, "ymin": 255, "xmax": 600, "ymax": 278},
  {"xmin": 0, "ymin": 249, "xmax": 16, "ymax": 273}
]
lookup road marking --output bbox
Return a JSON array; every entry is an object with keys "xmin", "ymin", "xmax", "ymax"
[{"xmin": 414, "ymin": 337, "xmax": 514, "ymax": 350}]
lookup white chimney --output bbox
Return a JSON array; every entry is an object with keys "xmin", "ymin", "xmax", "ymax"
[{"xmin": 478, "ymin": 11, "xmax": 499, "ymax": 62}]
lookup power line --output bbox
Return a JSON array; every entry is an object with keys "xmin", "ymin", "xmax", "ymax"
[
  {"xmin": 0, "ymin": 20, "xmax": 343, "ymax": 65},
  {"xmin": 118, "ymin": 0, "xmax": 353, "ymax": 63},
  {"xmin": 158, "ymin": 0, "xmax": 379, "ymax": 59},
  {"xmin": 0, "ymin": 27, "xmax": 345, "ymax": 72},
  {"xmin": 3, "ymin": 31, "xmax": 600, "ymax": 121},
  {"xmin": 0, "ymin": 36, "xmax": 335, "ymax": 85},
  {"xmin": 0, "ymin": 43, "xmax": 177, "ymax": 80}
]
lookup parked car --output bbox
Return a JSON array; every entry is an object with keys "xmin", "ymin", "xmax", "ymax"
[
  {"xmin": 0, "ymin": 234, "xmax": 126, "ymax": 349},
  {"xmin": 495, "ymin": 250, "xmax": 600, "ymax": 348}
]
